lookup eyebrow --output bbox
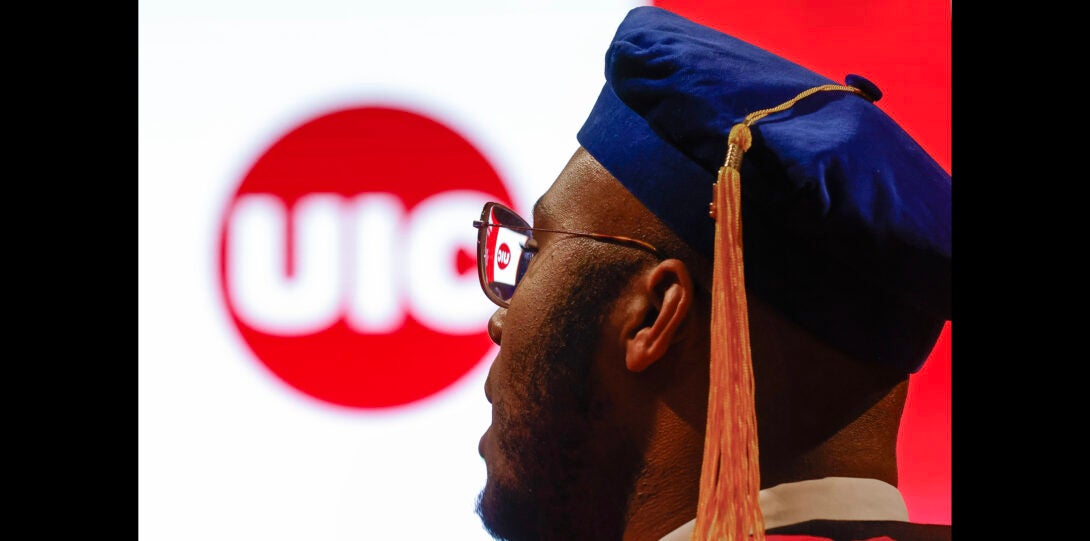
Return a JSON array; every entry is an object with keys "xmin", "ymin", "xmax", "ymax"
[{"xmin": 531, "ymin": 197, "xmax": 549, "ymax": 227}]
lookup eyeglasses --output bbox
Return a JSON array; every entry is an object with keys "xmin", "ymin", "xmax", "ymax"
[{"xmin": 472, "ymin": 201, "xmax": 663, "ymax": 308}]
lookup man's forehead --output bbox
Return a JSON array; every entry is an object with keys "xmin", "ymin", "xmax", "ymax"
[{"xmin": 533, "ymin": 148, "xmax": 627, "ymax": 229}]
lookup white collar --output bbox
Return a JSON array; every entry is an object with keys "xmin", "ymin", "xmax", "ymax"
[{"xmin": 658, "ymin": 477, "xmax": 909, "ymax": 541}]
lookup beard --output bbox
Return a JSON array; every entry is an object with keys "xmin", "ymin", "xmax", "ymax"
[{"xmin": 475, "ymin": 254, "xmax": 645, "ymax": 541}]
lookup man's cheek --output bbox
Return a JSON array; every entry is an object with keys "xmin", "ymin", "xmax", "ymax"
[
  {"xmin": 492, "ymin": 401, "xmax": 542, "ymax": 476},
  {"xmin": 517, "ymin": 244, "xmax": 579, "ymax": 293}
]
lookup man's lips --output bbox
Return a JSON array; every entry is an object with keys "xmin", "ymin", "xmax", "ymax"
[
  {"xmin": 480, "ymin": 352, "xmax": 499, "ymax": 459},
  {"xmin": 479, "ymin": 425, "xmax": 491, "ymax": 459}
]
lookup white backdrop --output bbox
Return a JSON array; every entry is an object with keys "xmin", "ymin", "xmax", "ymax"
[{"xmin": 138, "ymin": 1, "xmax": 643, "ymax": 540}]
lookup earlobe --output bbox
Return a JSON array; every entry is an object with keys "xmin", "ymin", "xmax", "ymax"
[{"xmin": 625, "ymin": 259, "xmax": 693, "ymax": 372}]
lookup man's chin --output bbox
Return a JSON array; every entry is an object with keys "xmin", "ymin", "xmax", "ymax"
[{"xmin": 475, "ymin": 481, "xmax": 537, "ymax": 541}]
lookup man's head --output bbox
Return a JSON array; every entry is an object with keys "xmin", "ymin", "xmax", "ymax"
[
  {"xmin": 476, "ymin": 148, "xmax": 712, "ymax": 540},
  {"xmin": 474, "ymin": 6, "xmax": 950, "ymax": 540}
]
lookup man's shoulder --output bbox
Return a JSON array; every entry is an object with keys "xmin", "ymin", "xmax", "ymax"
[{"xmin": 766, "ymin": 519, "xmax": 952, "ymax": 541}]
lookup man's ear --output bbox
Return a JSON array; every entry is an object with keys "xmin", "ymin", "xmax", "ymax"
[{"xmin": 625, "ymin": 258, "xmax": 693, "ymax": 372}]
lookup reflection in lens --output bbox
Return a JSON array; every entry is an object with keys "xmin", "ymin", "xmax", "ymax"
[
  {"xmin": 487, "ymin": 225, "xmax": 528, "ymax": 302},
  {"xmin": 482, "ymin": 205, "xmax": 531, "ymax": 303}
]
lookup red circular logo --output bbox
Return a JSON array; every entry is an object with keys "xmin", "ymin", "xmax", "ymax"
[
  {"xmin": 218, "ymin": 105, "xmax": 513, "ymax": 409},
  {"xmin": 496, "ymin": 242, "xmax": 511, "ymax": 270}
]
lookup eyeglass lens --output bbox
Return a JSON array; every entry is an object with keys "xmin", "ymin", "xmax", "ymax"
[{"xmin": 480, "ymin": 204, "xmax": 533, "ymax": 304}]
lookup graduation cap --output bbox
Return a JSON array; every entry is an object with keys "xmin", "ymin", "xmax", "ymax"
[{"xmin": 575, "ymin": 6, "xmax": 951, "ymax": 540}]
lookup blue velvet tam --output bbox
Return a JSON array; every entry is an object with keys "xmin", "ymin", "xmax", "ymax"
[{"xmin": 576, "ymin": 6, "xmax": 951, "ymax": 374}]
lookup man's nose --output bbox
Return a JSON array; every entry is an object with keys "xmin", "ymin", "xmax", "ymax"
[{"xmin": 487, "ymin": 308, "xmax": 505, "ymax": 345}]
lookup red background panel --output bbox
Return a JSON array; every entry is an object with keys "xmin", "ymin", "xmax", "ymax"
[{"xmin": 650, "ymin": 0, "xmax": 952, "ymax": 526}]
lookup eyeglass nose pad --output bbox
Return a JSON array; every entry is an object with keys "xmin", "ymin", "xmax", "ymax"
[{"xmin": 487, "ymin": 308, "xmax": 505, "ymax": 346}]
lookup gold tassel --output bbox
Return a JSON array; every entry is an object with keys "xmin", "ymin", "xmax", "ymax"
[
  {"xmin": 691, "ymin": 83, "xmax": 870, "ymax": 541},
  {"xmin": 693, "ymin": 122, "xmax": 762, "ymax": 541}
]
